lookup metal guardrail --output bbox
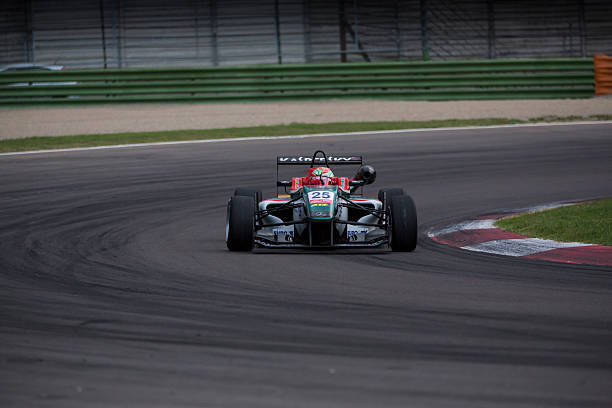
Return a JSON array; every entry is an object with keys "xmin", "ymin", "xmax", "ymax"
[{"xmin": 0, "ymin": 58, "xmax": 594, "ymax": 106}]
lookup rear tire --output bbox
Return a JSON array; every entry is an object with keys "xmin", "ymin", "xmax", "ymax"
[
  {"xmin": 226, "ymin": 195, "xmax": 255, "ymax": 251},
  {"xmin": 388, "ymin": 195, "xmax": 417, "ymax": 252},
  {"xmin": 378, "ymin": 188, "xmax": 404, "ymax": 208}
]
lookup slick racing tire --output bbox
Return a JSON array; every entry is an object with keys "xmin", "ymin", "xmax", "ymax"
[
  {"xmin": 234, "ymin": 188, "xmax": 262, "ymax": 208},
  {"xmin": 378, "ymin": 188, "xmax": 404, "ymax": 208},
  {"xmin": 388, "ymin": 195, "xmax": 418, "ymax": 252},
  {"xmin": 226, "ymin": 195, "xmax": 255, "ymax": 251}
]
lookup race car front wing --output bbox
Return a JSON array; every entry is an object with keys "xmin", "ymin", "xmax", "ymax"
[{"xmin": 253, "ymin": 195, "xmax": 389, "ymax": 248}]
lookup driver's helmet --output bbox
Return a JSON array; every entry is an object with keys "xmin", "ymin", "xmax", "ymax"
[{"xmin": 305, "ymin": 167, "xmax": 334, "ymax": 186}]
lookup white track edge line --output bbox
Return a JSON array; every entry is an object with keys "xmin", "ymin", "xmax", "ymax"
[
  {"xmin": 1, "ymin": 120, "xmax": 611, "ymax": 157},
  {"xmin": 427, "ymin": 219, "xmax": 497, "ymax": 237}
]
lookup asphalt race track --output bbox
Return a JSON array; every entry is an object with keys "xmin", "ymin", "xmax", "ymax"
[{"xmin": 1, "ymin": 123, "xmax": 611, "ymax": 407}]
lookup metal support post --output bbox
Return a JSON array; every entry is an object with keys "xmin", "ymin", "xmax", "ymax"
[
  {"xmin": 209, "ymin": 0, "xmax": 218, "ymax": 66},
  {"xmin": 303, "ymin": 0, "xmax": 312, "ymax": 63},
  {"xmin": 487, "ymin": 0, "xmax": 495, "ymax": 59},
  {"xmin": 194, "ymin": 1, "xmax": 200, "ymax": 58},
  {"xmin": 578, "ymin": 0, "xmax": 586, "ymax": 57},
  {"xmin": 338, "ymin": 0, "xmax": 347, "ymax": 62},
  {"xmin": 112, "ymin": 0, "xmax": 122, "ymax": 68},
  {"xmin": 352, "ymin": 0, "xmax": 359, "ymax": 51},
  {"xmin": 569, "ymin": 23, "xmax": 573, "ymax": 56},
  {"xmin": 395, "ymin": 0, "xmax": 402, "ymax": 60},
  {"xmin": 420, "ymin": 0, "xmax": 429, "ymax": 61},
  {"xmin": 99, "ymin": 0, "xmax": 108, "ymax": 68},
  {"xmin": 24, "ymin": 0, "xmax": 34, "ymax": 63},
  {"xmin": 274, "ymin": 0, "xmax": 282, "ymax": 64}
]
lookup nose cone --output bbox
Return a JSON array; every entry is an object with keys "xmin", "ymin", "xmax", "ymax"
[{"xmin": 304, "ymin": 187, "xmax": 337, "ymax": 220}]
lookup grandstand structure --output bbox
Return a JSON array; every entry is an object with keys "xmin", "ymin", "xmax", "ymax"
[{"xmin": 1, "ymin": 0, "xmax": 611, "ymax": 69}]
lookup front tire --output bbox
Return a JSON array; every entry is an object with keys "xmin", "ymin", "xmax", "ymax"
[
  {"xmin": 234, "ymin": 188, "xmax": 262, "ymax": 207},
  {"xmin": 378, "ymin": 188, "xmax": 404, "ymax": 208},
  {"xmin": 226, "ymin": 195, "xmax": 255, "ymax": 251},
  {"xmin": 388, "ymin": 195, "xmax": 417, "ymax": 252}
]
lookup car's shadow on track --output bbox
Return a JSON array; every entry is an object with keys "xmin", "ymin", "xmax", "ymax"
[{"xmin": 252, "ymin": 248, "xmax": 392, "ymax": 255}]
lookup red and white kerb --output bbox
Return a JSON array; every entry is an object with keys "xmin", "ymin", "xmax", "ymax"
[{"xmin": 427, "ymin": 202, "xmax": 612, "ymax": 267}]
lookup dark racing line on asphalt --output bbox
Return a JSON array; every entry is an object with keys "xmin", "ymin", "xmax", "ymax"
[{"xmin": 1, "ymin": 123, "xmax": 611, "ymax": 407}]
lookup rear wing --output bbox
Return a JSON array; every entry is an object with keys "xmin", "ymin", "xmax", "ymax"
[
  {"xmin": 276, "ymin": 154, "xmax": 364, "ymax": 195},
  {"xmin": 277, "ymin": 155, "xmax": 362, "ymax": 165}
]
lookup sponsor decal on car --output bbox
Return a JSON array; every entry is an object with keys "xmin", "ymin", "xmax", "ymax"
[
  {"xmin": 347, "ymin": 225, "xmax": 369, "ymax": 241},
  {"xmin": 278, "ymin": 156, "xmax": 362, "ymax": 164},
  {"xmin": 307, "ymin": 191, "xmax": 333, "ymax": 204},
  {"xmin": 273, "ymin": 226, "xmax": 294, "ymax": 242}
]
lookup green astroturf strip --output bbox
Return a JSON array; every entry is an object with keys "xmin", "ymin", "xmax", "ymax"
[
  {"xmin": 1, "ymin": 115, "xmax": 611, "ymax": 153},
  {"xmin": 495, "ymin": 199, "xmax": 612, "ymax": 247}
]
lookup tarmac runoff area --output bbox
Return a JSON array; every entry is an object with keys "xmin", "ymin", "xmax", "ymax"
[
  {"xmin": 428, "ymin": 201, "xmax": 612, "ymax": 267},
  {"xmin": 1, "ymin": 97, "xmax": 612, "ymax": 139}
]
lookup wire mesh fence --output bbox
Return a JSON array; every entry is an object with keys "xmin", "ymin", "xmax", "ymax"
[{"xmin": 1, "ymin": 0, "xmax": 611, "ymax": 69}]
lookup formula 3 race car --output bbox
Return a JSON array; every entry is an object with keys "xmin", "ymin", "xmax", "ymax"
[{"xmin": 226, "ymin": 150, "xmax": 417, "ymax": 251}]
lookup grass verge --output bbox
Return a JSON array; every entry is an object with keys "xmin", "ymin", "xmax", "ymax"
[
  {"xmin": 1, "ymin": 114, "xmax": 611, "ymax": 153},
  {"xmin": 495, "ymin": 199, "xmax": 612, "ymax": 246}
]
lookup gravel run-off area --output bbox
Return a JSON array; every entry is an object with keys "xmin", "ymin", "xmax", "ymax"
[{"xmin": 1, "ymin": 98, "xmax": 611, "ymax": 140}]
